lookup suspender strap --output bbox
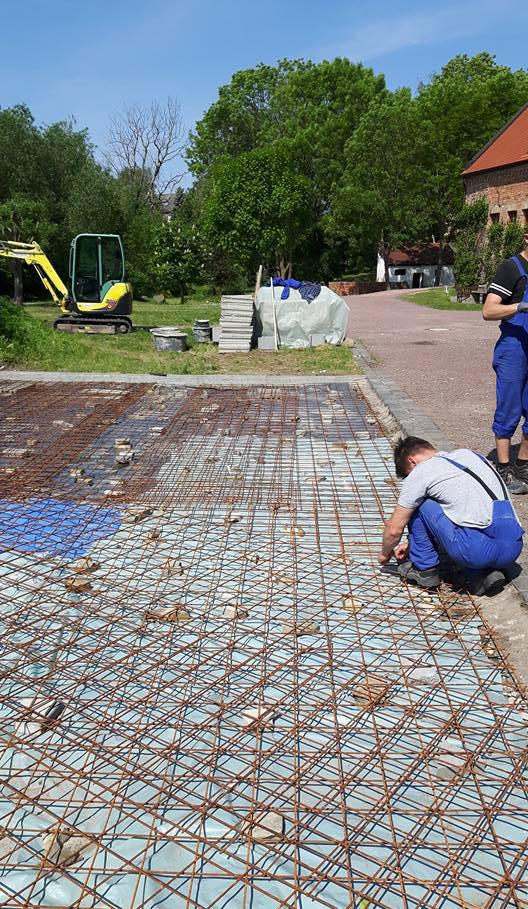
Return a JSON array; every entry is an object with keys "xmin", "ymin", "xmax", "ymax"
[
  {"xmin": 439, "ymin": 455, "xmax": 507, "ymax": 502},
  {"xmin": 512, "ymin": 255, "xmax": 528, "ymax": 282},
  {"xmin": 474, "ymin": 452, "xmax": 510, "ymax": 499}
]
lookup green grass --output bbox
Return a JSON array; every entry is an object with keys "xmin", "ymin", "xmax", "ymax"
[
  {"xmin": 27, "ymin": 298, "xmax": 222, "ymax": 330},
  {"xmin": 0, "ymin": 297, "xmax": 359, "ymax": 376},
  {"xmin": 401, "ymin": 289, "xmax": 482, "ymax": 312}
]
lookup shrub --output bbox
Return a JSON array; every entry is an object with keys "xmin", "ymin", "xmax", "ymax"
[
  {"xmin": 483, "ymin": 222, "xmax": 505, "ymax": 284},
  {"xmin": 503, "ymin": 221, "xmax": 525, "ymax": 259},
  {"xmin": 0, "ymin": 297, "xmax": 68, "ymax": 365},
  {"xmin": 452, "ymin": 199, "xmax": 488, "ymax": 291}
]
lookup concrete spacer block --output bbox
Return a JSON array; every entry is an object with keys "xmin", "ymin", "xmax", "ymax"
[{"xmin": 258, "ymin": 336, "xmax": 276, "ymax": 350}]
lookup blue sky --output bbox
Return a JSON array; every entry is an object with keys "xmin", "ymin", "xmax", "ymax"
[{"xmin": 1, "ymin": 0, "xmax": 527, "ymax": 178}]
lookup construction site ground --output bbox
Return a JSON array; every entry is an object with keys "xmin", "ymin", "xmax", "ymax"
[
  {"xmin": 19, "ymin": 300, "xmax": 358, "ymax": 376},
  {"xmin": 0, "ymin": 373, "xmax": 527, "ymax": 908}
]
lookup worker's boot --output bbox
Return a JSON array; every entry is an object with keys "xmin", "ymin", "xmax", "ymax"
[
  {"xmin": 466, "ymin": 569, "xmax": 506, "ymax": 597},
  {"xmin": 497, "ymin": 463, "xmax": 528, "ymax": 495},
  {"xmin": 513, "ymin": 459, "xmax": 528, "ymax": 491},
  {"xmin": 397, "ymin": 560, "xmax": 440, "ymax": 589}
]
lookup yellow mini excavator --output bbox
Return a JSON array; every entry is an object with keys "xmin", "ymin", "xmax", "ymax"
[{"xmin": 0, "ymin": 233, "xmax": 133, "ymax": 333}]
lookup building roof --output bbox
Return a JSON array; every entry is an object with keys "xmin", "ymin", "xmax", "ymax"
[
  {"xmin": 462, "ymin": 102, "xmax": 528, "ymax": 176},
  {"xmin": 389, "ymin": 243, "xmax": 454, "ymax": 267}
]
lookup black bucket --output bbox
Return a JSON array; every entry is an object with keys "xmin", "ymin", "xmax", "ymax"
[{"xmin": 193, "ymin": 319, "xmax": 212, "ymax": 343}]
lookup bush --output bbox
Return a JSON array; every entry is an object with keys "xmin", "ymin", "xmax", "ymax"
[
  {"xmin": 503, "ymin": 221, "xmax": 525, "ymax": 259},
  {"xmin": 452, "ymin": 199, "xmax": 488, "ymax": 290},
  {"xmin": 0, "ymin": 297, "xmax": 68, "ymax": 364},
  {"xmin": 188, "ymin": 283, "xmax": 219, "ymax": 302},
  {"xmin": 483, "ymin": 222, "xmax": 505, "ymax": 284},
  {"xmin": 454, "ymin": 200, "xmax": 527, "ymax": 292}
]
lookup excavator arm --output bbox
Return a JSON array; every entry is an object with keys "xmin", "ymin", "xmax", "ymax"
[{"xmin": 0, "ymin": 240, "xmax": 69, "ymax": 311}]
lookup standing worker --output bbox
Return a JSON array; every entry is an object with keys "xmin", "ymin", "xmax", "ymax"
[
  {"xmin": 379, "ymin": 436, "xmax": 523, "ymax": 595},
  {"xmin": 484, "ymin": 237, "xmax": 528, "ymax": 493}
]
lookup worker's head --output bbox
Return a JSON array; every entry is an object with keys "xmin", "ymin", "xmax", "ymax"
[{"xmin": 393, "ymin": 436, "xmax": 437, "ymax": 478}]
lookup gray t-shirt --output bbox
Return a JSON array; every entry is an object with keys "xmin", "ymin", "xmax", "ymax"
[{"xmin": 398, "ymin": 449, "xmax": 515, "ymax": 528}]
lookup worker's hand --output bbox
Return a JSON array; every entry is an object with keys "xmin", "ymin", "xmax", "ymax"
[
  {"xmin": 393, "ymin": 541, "xmax": 409, "ymax": 561},
  {"xmin": 517, "ymin": 301, "xmax": 528, "ymax": 313},
  {"xmin": 378, "ymin": 551, "xmax": 390, "ymax": 566}
]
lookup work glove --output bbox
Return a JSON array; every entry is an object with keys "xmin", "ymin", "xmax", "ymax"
[{"xmin": 517, "ymin": 301, "xmax": 528, "ymax": 313}]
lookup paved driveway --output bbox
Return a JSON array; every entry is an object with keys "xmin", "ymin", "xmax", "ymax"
[{"xmin": 346, "ymin": 289, "xmax": 498, "ymax": 452}]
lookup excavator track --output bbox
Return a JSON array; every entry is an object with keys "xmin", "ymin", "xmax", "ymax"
[{"xmin": 53, "ymin": 316, "xmax": 133, "ymax": 335}]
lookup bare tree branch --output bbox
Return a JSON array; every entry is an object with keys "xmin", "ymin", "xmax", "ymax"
[{"xmin": 105, "ymin": 98, "xmax": 185, "ymax": 208}]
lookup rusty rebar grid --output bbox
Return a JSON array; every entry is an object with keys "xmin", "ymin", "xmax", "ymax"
[{"xmin": 0, "ymin": 379, "xmax": 527, "ymax": 909}]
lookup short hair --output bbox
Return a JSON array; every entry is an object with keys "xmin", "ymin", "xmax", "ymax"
[{"xmin": 393, "ymin": 435, "xmax": 435, "ymax": 478}]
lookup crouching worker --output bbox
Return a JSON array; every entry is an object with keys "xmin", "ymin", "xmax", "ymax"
[{"xmin": 378, "ymin": 436, "xmax": 524, "ymax": 595}]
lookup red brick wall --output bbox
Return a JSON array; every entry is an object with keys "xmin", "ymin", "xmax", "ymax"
[
  {"xmin": 329, "ymin": 280, "xmax": 386, "ymax": 296},
  {"xmin": 464, "ymin": 162, "xmax": 528, "ymax": 223}
]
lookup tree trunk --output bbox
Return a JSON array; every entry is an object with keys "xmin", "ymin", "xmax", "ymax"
[
  {"xmin": 278, "ymin": 257, "xmax": 291, "ymax": 280},
  {"xmin": 434, "ymin": 233, "xmax": 444, "ymax": 287},
  {"xmin": 11, "ymin": 259, "xmax": 24, "ymax": 304},
  {"xmin": 382, "ymin": 247, "xmax": 390, "ymax": 289}
]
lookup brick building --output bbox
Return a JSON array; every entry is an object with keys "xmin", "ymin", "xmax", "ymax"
[{"xmin": 463, "ymin": 102, "xmax": 528, "ymax": 225}]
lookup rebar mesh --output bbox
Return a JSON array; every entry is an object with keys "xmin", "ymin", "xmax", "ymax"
[{"xmin": 0, "ymin": 379, "xmax": 527, "ymax": 909}]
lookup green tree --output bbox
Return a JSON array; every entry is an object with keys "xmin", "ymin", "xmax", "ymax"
[
  {"xmin": 65, "ymin": 165, "xmax": 124, "ymax": 238},
  {"xmin": 452, "ymin": 198, "xmax": 488, "ymax": 292},
  {"xmin": 416, "ymin": 53, "xmax": 528, "ymax": 282},
  {"xmin": 188, "ymin": 59, "xmax": 385, "ymax": 278},
  {"xmin": 154, "ymin": 216, "xmax": 203, "ymax": 302},
  {"xmin": 0, "ymin": 103, "xmax": 166, "ymax": 302},
  {"xmin": 269, "ymin": 58, "xmax": 385, "ymax": 197},
  {"xmin": 331, "ymin": 90, "xmax": 430, "ymax": 287},
  {"xmin": 187, "ymin": 62, "xmax": 299, "ymax": 175},
  {"xmin": 201, "ymin": 141, "xmax": 315, "ymax": 280},
  {"xmin": 0, "ymin": 196, "xmax": 52, "ymax": 302},
  {"xmin": 0, "ymin": 105, "xmax": 41, "ymax": 202}
]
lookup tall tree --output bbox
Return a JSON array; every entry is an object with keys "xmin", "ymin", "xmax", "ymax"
[
  {"xmin": 332, "ymin": 90, "xmax": 430, "ymax": 286},
  {"xmin": 106, "ymin": 98, "xmax": 185, "ymax": 209},
  {"xmin": 188, "ymin": 58, "xmax": 385, "ymax": 278},
  {"xmin": 186, "ymin": 61, "xmax": 300, "ymax": 175},
  {"xmin": 0, "ymin": 105, "xmax": 41, "ymax": 203},
  {"xmin": 201, "ymin": 141, "xmax": 315, "ymax": 279},
  {"xmin": 416, "ymin": 53, "xmax": 528, "ymax": 283},
  {"xmin": 269, "ymin": 58, "xmax": 386, "ymax": 198},
  {"xmin": 0, "ymin": 196, "xmax": 51, "ymax": 302},
  {"xmin": 154, "ymin": 216, "xmax": 203, "ymax": 302}
]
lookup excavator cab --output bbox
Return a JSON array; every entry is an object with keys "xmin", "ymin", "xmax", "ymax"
[
  {"xmin": 70, "ymin": 234, "xmax": 124, "ymax": 303},
  {"xmin": 65, "ymin": 234, "xmax": 132, "ymax": 332}
]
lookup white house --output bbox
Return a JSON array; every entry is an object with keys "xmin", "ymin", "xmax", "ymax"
[{"xmin": 376, "ymin": 244, "xmax": 455, "ymax": 288}]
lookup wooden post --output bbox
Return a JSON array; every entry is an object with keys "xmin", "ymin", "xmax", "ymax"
[
  {"xmin": 254, "ymin": 264, "xmax": 263, "ymax": 298},
  {"xmin": 270, "ymin": 277, "xmax": 279, "ymax": 351}
]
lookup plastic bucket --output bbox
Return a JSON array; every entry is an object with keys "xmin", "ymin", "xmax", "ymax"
[{"xmin": 150, "ymin": 328, "xmax": 188, "ymax": 352}]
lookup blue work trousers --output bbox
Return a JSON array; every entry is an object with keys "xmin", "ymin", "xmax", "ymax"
[
  {"xmin": 492, "ymin": 318, "xmax": 528, "ymax": 438},
  {"xmin": 409, "ymin": 499, "xmax": 523, "ymax": 572}
]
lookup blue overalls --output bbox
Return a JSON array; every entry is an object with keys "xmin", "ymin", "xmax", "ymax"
[
  {"xmin": 492, "ymin": 255, "xmax": 528, "ymax": 438},
  {"xmin": 408, "ymin": 455, "xmax": 524, "ymax": 572}
]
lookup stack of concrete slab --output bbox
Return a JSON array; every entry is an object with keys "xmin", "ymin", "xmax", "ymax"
[{"xmin": 218, "ymin": 294, "xmax": 254, "ymax": 353}]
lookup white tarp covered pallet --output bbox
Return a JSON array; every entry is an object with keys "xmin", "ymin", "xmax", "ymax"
[{"xmin": 255, "ymin": 285, "xmax": 347, "ymax": 349}]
